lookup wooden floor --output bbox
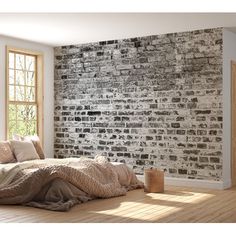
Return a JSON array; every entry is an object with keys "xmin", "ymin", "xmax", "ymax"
[{"xmin": 1, "ymin": 185, "xmax": 236, "ymax": 223}]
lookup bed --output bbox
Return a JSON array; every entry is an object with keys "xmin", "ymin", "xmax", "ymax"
[{"xmin": 0, "ymin": 156, "xmax": 143, "ymax": 211}]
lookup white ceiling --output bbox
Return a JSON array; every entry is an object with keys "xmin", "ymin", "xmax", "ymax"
[{"xmin": 1, "ymin": 13, "xmax": 236, "ymax": 47}]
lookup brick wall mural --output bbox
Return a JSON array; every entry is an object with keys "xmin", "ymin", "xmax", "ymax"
[{"xmin": 54, "ymin": 28, "xmax": 223, "ymax": 180}]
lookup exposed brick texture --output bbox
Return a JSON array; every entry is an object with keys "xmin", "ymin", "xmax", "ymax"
[{"xmin": 54, "ymin": 28, "xmax": 223, "ymax": 181}]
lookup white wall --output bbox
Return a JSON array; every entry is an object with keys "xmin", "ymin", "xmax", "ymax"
[
  {"xmin": 223, "ymin": 29, "xmax": 236, "ymax": 188},
  {"xmin": 0, "ymin": 35, "xmax": 54, "ymax": 159}
]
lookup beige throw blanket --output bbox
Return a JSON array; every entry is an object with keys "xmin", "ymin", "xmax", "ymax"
[{"xmin": 0, "ymin": 156, "xmax": 143, "ymax": 211}]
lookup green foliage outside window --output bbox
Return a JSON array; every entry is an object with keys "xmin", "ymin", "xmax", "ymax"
[{"xmin": 8, "ymin": 52, "xmax": 37, "ymax": 138}]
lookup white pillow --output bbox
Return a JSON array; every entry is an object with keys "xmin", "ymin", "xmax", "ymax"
[
  {"xmin": 12, "ymin": 134, "xmax": 24, "ymax": 141},
  {"xmin": 10, "ymin": 140, "xmax": 40, "ymax": 162},
  {"xmin": 12, "ymin": 134, "xmax": 45, "ymax": 159}
]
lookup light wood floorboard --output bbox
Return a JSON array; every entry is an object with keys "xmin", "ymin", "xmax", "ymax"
[{"xmin": 1, "ymin": 186, "xmax": 236, "ymax": 223}]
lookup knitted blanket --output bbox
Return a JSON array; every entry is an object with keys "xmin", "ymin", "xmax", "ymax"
[{"xmin": 0, "ymin": 156, "xmax": 143, "ymax": 211}]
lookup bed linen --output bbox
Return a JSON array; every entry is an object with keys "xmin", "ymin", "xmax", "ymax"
[{"xmin": 0, "ymin": 156, "xmax": 143, "ymax": 211}]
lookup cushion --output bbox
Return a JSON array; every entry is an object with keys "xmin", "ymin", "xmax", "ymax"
[
  {"xmin": 0, "ymin": 141, "xmax": 16, "ymax": 164},
  {"xmin": 24, "ymin": 135, "xmax": 45, "ymax": 160},
  {"xmin": 10, "ymin": 140, "xmax": 40, "ymax": 162},
  {"xmin": 13, "ymin": 134, "xmax": 45, "ymax": 159},
  {"xmin": 12, "ymin": 134, "xmax": 24, "ymax": 141}
]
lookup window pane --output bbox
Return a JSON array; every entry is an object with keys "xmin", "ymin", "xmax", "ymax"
[
  {"xmin": 8, "ymin": 104, "xmax": 38, "ymax": 137},
  {"xmin": 25, "ymin": 87, "xmax": 35, "ymax": 102},
  {"xmin": 16, "ymin": 121, "xmax": 27, "ymax": 136},
  {"xmin": 9, "ymin": 104, "xmax": 17, "ymax": 121},
  {"xmin": 16, "ymin": 54, "xmax": 25, "ymax": 70},
  {"xmin": 16, "ymin": 70, "xmax": 25, "ymax": 85},
  {"xmin": 28, "ymin": 120, "xmax": 37, "ymax": 135},
  {"xmin": 9, "ymin": 85, "xmax": 15, "ymax": 101},
  {"xmin": 9, "ymin": 53, "xmax": 14, "ymax": 69},
  {"xmin": 28, "ymin": 105, "xmax": 37, "ymax": 120},
  {"xmin": 15, "ymin": 86, "xmax": 25, "ymax": 101},
  {"xmin": 26, "ymin": 72, "xmax": 35, "ymax": 86},
  {"xmin": 17, "ymin": 120, "xmax": 37, "ymax": 136},
  {"xmin": 9, "ymin": 69, "xmax": 15, "ymax": 84},
  {"xmin": 9, "ymin": 120, "xmax": 17, "ymax": 139},
  {"xmin": 17, "ymin": 105, "xmax": 26, "ymax": 121},
  {"xmin": 17, "ymin": 104, "xmax": 37, "ymax": 121},
  {"xmin": 26, "ymin": 56, "xmax": 35, "ymax": 71}
]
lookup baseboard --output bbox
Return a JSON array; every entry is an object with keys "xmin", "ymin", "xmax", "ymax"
[
  {"xmin": 223, "ymin": 179, "xmax": 232, "ymax": 189},
  {"xmin": 137, "ymin": 175, "xmax": 226, "ymax": 190}
]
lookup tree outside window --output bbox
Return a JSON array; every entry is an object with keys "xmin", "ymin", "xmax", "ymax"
[{"xmin": 7, "ymin": 51, "xmax": 38, "ymax": 138}]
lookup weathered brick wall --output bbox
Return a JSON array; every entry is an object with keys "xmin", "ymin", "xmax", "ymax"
[{"xmin": 54, "ymin": 28, "xmax": 223, "ymax": 180}]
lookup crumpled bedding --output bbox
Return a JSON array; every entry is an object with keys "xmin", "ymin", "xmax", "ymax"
[{"xmin": 0, "ymin": 156, "xmax": 143, "ymax": 211}]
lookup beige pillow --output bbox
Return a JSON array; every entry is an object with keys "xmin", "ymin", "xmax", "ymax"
[
  {"xmin": 10, "ymin": 140, "xmax": 40, "ymax": 162},
  {"xmin": 13, "ymin": 134, "xmax": 45, "ymax": 159},
  {"xmin": 24, "ymin": 135, "xmax": 45, "ymax": 160},
  {"xmin": 0, "ymin": 141, "xmax": 16, "ymax": 164}
]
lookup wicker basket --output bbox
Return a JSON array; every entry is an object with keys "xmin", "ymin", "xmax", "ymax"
[{"xmin": 144, "ymin": 168, "xmax": 164, "ymax": 193}]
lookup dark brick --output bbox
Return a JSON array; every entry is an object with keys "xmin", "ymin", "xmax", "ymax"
[
  {"xmin": 210, "ymin": 157, "xmax": 220, "ymax": 163},
  {"xmin": 169, "ymin": 168, "xmax": 177, "ymax": 174},
  {"xmin": 99, "ymin": 41, "xmax": 106, "ymax": 45},
  {"xmin": 126, "ymin": 123, "xmax": 142, "ymax": 128},
  {"xmin": 197, "ymin": 130, "xmax": 207, "ymax": 135},
  {"xmin": 146, "ymin": 136, "xmax": 154, "ymax": 141},
  {"xmin": 76, "ymin": 106, "xmax": 83, "ymax": 110},
  {"xmin": 54, "ymin": 144, "xmax": 64, "ymax": 149},
  {"xmin": 155, "ymin": 111, "xmax": 171, "ymax": 116},
  {"xmin": 141, "ymin": 154, "xmax": 149, "ymax": 159},
  {"xmin": 134, "ymin": 41, "xmax": 141, "ymax": 48},
  {"xmin": 107, "ymin": 40, "xmax": 115, "ymax": 44},
  {"xmin": 176, "ymin": 130, "xmax": 186, "ymax": 135},
  {"xmin": 199, "ymin": 157, "xmax": 209, "ymax": 162},
  {"xmin": 189, "ymin": 157, "xmax": 198, "ymax": 162},
  {"xmin": 197, "ymin": 143, "xmax": 207, "ymax": 149},
  {"xmin": 187, "ymin": 130, "xmax": 196, "ymax": 135},
  {"xmin": 111, "ymin": 146, "xmax": 127, "ymax": 152},
  {"xmin": 176, "ymin": 116, "xmax": 185, "ymax": 121},
  {"xmin": 136, "ymin": 160, "xmax": 145, "ymax": 165},
  {"xmin": 169, "ymin": 155, "xmax": 177, "ymax": 161},
  {"xmin": 171, "ymin": 123, "xmax": 180, "ymax": 128},
  {"xmin": 178, "ymin": 169, "xmax": 188, "ymax": 175},
  {"xmin": 114, "ymin": 116, "xmax": 121, "ymax": 121},
  {"xmin": 130, "ymin": 37, "xmax": 138, "ymax": 42},
  {"xmin": 99, "ymin": 129, "xmax": 106, "ymax": 133},
  {"xmin": 124, "ymin": 153, "xmax": 131, "ymax": 158},
  {"xmin": 75, "ymin": 117, "xmax": 81, "ymax": 121},
  {"xmin": 99, "ymin": 140, "xmax": 106, "ymax": 145},
  {"xmin": 209, "ymin": 130, "xmax": 217, "ymax": 135},
  {"xmin": 97, "ymin": 51, "xmax": 104, "ymax": 56},
  {"xmin": 183, "ymin": 150, "xmax": 200, "ymax": 155},
  {"xmin": 83, "ymin": 128, "xmax": 90, "ymax": 133},
  {"xmin": 87, "ymin": 111, "xmax": 101, "ymax": 116},
  {"xmin": 117, "ymin": 153, "xmax": 123, "ymax": 157},
  {"xmin": 172, "ymin": 97, "xmax": 181, "ymax": 103},
  {"xmin": 194, "ymin": 110, "xmax": 211, "ymax": 115}
]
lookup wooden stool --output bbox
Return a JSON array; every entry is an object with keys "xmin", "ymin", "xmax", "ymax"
[{"xmin": 144, "ymin": 168, "xmax": 164, "ymax": 193}]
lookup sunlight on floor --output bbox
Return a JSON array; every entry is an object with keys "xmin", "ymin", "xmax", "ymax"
[{"xmin": 90, "ymin": 190, "xmax": 216, "ymax": 222}]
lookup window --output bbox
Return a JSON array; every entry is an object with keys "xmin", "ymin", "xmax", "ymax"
[{"xmin": 6, "ymin": 47, "xmax": 44, "ymax": 144}]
